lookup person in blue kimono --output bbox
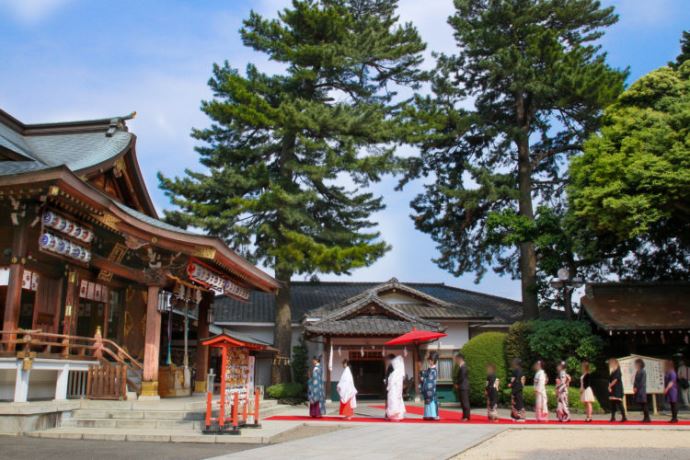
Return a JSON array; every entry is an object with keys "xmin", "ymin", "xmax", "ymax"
[
  {"xmin": 308, "ymin": 356, "xmax": 326, "ymax": 418},
  {"xmin": 421, "ymin": 352, "xmax": 440, "ymax": 420}
]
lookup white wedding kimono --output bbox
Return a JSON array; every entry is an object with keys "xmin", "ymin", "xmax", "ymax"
[
  {"xmin": 386, "ymin": 355, "xmax": 406, "ymax": 421},
  {"xmin": 337, "ymin": 366, "xmax": 358, "ymax": 409}
]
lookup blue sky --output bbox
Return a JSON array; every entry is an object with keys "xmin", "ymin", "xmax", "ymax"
[{"xmin": 1, "ymin": 0, "xmax": 689, "ymax": 300}]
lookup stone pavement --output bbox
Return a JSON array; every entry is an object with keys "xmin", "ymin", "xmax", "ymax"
[{"xmin": 206, "ymin": 423, "xmax": 504, "ymax": 460}]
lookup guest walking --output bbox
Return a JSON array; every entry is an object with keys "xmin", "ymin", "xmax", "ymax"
[
  {"xmin": 508, "ymin": 358, "xmax": 526, "ymax": 422},
  {"xmin": 633, "ymin": 358, "xmax": 651, "ymax": 423},
  {"xmin": 454, "ymin": 353, "xmax": 471, "ymax": 421},
  {"xmin": 677, "ymin": 359, "xmax": 690, "ymax": 409},
  {"xmin": 337, "ymin": 359, "xmax": 357, "ymax": 420},
  {"xmin": 664, "ymin": 360, "xmax": 680, "ymax": 423},
  {"xmin": 555, "ymin": 361, "xmax": 571, "ymax": 422},
  {"xmin": 485, "ymin": 363, "xmax": 500, "ymax": 422},
  {"xmin": 608, "ymin": 358, "xmax": 627, "ymax": 422},
  {"xmin": 580, "ymin": 360, "xmax": 595, "ymax": 422},
  {"xmin": 386, "ymin": 355, "xmax": 406, "ymax": 421},
  {"xmin": 308, "ymin": 356, "xmax": 326, "ymax": 418},
  {"xmin": 421, "ymin": 353, "xmax": 440, "ymax": 420},
  {"xmin": 533, "ymin": 360, "xmax": 549, "ymax": 422}
]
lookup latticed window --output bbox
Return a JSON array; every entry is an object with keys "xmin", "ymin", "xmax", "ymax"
[{"xmin": 438, "ymin": 357, "xmax": 454, "ymax": 382}]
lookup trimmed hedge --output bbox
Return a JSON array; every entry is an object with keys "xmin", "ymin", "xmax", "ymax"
[
  {"xmin": 266, "ymin": 382, "xmax": 305, "ymax": 400},
  {"xmin": 459, "ymin": 332, "xmax": 507, "ymax": 406},
  {"xmin": 501, "ymin": 385, "xmax": 603, "ymax": 414}
]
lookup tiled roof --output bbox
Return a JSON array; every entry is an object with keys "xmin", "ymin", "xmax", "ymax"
[
  {"xmin": 582, "ymin": 282, "xmax": 690, "ymax": 331},
  {"xmin": 0, "ymin": 111, "xmax": 132, "ymax": 177},
  {"xmin": 214, "ymin": 279, "xmax": 522, "ymax": 325},
  {"xmin": 113, "ymin": 201, "xmax": 200, "ymax": 236},
  {"xmin": 304, "ymin": 316, "xmax": 442, "ymax": 336}
]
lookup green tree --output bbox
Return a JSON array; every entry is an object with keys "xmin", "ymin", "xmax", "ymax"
[
  {"xmin": 670, "ymin": 30, "xmax": 690, "ymax": 69},
  {"xmin": 569, "ymin": 62, "xmax": 690, "ymax": 279},
  {"xmin": 159, "ymin": 0, "xmax": 425, "ymax": 382},
  {"xmin": 401, "ymin": 0, "xmax": 626, "ymax": 319}
]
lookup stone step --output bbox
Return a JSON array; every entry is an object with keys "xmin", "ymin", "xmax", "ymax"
[
  {"xmin": 71, "ymin": 409, "xmax": 205, "ymax": 420},
  {"xmin": 62, "ymin": 418, "xmax": 201, "ymax": 430},
  {"xmin": 27, "ymin": 426, "xmax": 274, "ymax": 444}
]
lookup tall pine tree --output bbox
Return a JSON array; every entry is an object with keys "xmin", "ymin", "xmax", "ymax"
[
  {"xmin": 159, "ymin": 0, "xmax": 425, "ymax": 382},
  {"xmin": 402, "ymin": 0, "xmax": 626, "ymax": 319}
]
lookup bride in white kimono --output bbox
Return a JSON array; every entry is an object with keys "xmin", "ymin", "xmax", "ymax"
[
  {"xmin": 386, "ymin": 355, "xmax": 406, "ymax": 421},
  {"xmin": 337, "ymin": 359, "xmax": 357, "ymax": 420}
]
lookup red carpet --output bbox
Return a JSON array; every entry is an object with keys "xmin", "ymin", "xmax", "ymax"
[{"xmin": 264, "ymin": 404, "xmax": 690, "ymax": 426}]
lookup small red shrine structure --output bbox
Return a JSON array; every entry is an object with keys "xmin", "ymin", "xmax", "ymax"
[{"xmin": 201, "ymin": 332, "xmax": 275, "ymax": 434}]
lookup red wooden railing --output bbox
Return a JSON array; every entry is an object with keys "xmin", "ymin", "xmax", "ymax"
[{"xmin": 0, "ymin": 328, "xmax": 143, "ymax": 399}]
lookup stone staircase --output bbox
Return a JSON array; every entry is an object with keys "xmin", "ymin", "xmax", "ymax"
[{"xmin": 27, "ymin": 397, "xmax": 288, "ymax": 443}]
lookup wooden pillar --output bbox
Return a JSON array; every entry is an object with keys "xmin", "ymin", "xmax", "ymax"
[
  {"xmin": 62, "ymin": 270, "xmax": 78, "ymax": 337},
  {"xmin": 194, "ymin": 293, "xmax": 211, "ymax": 393},
  {"xmin": 2, "ymin": 219, "xmax": 27, "ymax": 352},
  {"xmin": 325, "ymin": 337, "xmax": 332, "ymax": 400},
  {"xmin": 141, "ymin": 285, "xmax": 161, "ymax": 398},
  {"xmin": 412, "ymin": 345, "xmax": 420, "ymax": 402}
]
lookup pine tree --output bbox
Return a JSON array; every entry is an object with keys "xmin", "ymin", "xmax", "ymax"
[
  {"xmin": 401, "ymin": 0, "xmax": 626, "ymax": 319},
  {"xmin": 159, "ymin": 0, "xmax": 425, "ymax": 382},
  {"xmin": 670, "ymin": 30, "xmax": 690, "ymax": 69}
]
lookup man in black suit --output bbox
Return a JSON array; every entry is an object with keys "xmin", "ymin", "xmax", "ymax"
[{"xmin": 454, "ymin": 352, "xmax": 471, "ymax": 421}]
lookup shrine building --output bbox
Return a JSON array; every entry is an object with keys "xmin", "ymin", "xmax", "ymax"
[
  {"xmin": 0, "ymin": 108, "xmax": 278, "ymax": 403},
  {"xmin": 214, "ymin": 278, "xmax": 523, "ymax": 401}
]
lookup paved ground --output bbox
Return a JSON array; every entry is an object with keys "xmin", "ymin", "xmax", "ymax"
[
  {"xmin": 0, "ymin": 436, "xmax": 259, "ymax": 460},
  {"xmin": 454, "ymin": 428, "xmax": 690, "ymax": 459},
  {"xmin": 208, "ymin": 423, "xmax": 504, "ymax": 460}
]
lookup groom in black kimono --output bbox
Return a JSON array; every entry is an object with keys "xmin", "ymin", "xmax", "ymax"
[{"xmin": 454, "ymin": 352, "xmax": 471, "ymax": 421}]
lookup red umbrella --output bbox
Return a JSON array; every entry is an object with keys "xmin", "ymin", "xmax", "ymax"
[{"xmin": 384, "ymin": 327, "xmax": 447, "ymax": 346}]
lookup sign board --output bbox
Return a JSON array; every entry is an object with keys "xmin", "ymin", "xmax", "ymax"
[{"xmin": 619, "ymin": 354, "xmax": 665, "ymax": 394}]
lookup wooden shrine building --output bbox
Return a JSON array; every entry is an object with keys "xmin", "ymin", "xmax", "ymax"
[
  {"xmin": 581, "ymin": 282, "xmax": 690, "ymax": 358},
  {"xmin": 0, "ymin": 108, "xmax": 278, "ymax": 402}
]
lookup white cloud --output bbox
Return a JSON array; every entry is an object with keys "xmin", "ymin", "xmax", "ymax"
[{"xmin": 0, "ymin": 0, "xmax": 74, "ymax": 25}]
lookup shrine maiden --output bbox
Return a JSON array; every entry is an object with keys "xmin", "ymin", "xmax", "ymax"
[
  {"xmin": 386, "ymin": 355, "xmax": 406, "ymax": 421},
  {"xmin": 337, "ymin": 359, "xmax": 357, "ymax": 420},
  {"xmin": 308, "ymin": 356, "xmax": 326, "ymax": 418}
]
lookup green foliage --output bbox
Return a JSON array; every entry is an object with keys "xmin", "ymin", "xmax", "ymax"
[
  {"xmin": 266, "ymin": 382, "xmax": 305, "ymax": 400},
  {"xmin": 670, "ymin": 30, "xmax": 690, "ymax": 69},
  {"xmin": 401, "ymin": 0, "xmax": 626, "ymax": 318},
  {"xmin": 501, "ymin": 386, "xmax": 603, "ymax": 414},
  {"xmin": 569, "ymin": 61, "xmax": 690, "ymax": 279},
  {"xmin": 504, "ymin": 322, "xmax": 534, "ymax": 372},
  {"xmin": 460, "ymin": 332, "xmax": 507, "ymax": 406},
  {"xmin": 291, "ymin": 339, "xmax": 309, "ymax": 388},
  {"xmin": 506, "ymin": 320, "xmax": 604, "ymax": 379}
]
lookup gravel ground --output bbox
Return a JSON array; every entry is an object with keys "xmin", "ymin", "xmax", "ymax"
[{"xmin": 454, "ymin": 429, "xmax": 690, "ymax": 460}]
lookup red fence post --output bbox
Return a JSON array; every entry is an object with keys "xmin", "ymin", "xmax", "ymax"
[
  {"xmin": 232, "ymin": 392, "xmax": 239, "ymax": 433},
  {"xmin": 253, "ymin": 387, "xmax": 261, "ymax": 427},
  {"xmin": 205, "ymin": 390, "xmax": 212, "ymax": 429}
]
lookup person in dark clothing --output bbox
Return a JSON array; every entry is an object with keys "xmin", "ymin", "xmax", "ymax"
[
  {"xmin": 608, "ymin": 358, "xmax": 627, "ymax": 422},
  {"xmin": 664, "ymin": 360, "xmax": 680, "ymax": 423},
  {"xmin": 454, "ymin": 352, "xmax": 471, "ymax": 421},
  {"xmin": 508, "ymin": 358, "xmax": 526, "ymax": 422},
  {"xmin": 633, "ymin": 358, "xmax": 651, "ymax": 423},
  {"xmin": 383, "ymin": 354, "xmax": 396, "ymax": 419}
]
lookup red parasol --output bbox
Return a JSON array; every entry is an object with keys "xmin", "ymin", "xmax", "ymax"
[{"xmin": 384, "ymin": 327, "xmax": 447, "ymax": 346}]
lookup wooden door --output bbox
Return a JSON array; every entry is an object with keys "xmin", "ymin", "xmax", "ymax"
[{"xmin": 32, "ymin": 275, "xmax": 63, "ymax": 333}]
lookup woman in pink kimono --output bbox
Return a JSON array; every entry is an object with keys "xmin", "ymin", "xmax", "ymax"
[
  {"xmin": 555, "ymin": 361, "xmax": 571, "ymax": 422},
  {"xmin": 533, "ymin": 360, "xmax": 549, "ymax": 422}
]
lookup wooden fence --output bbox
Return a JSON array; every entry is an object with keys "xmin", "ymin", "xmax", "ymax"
[{"xmin": 87, "ymin": 362, "xmax": 128, "ymax": 400}]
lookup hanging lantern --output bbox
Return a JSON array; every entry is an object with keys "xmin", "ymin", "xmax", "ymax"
[
  {"xmin": 337, "ymin": 346, "xmax": 342, "ymax": 357},
  {"xmin": 360, "ymin": 346, "xmax": 364, "ymax": 357},
  {"xmin": 403, "ymin": 347, "xmax": 408, "ymax": 358},
  {"xmin": 381, "ymin": 346, "xmax": 386, "ymax": 357}
]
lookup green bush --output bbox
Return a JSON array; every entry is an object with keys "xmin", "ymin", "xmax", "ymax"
[
  {"xmin": 459, "ymin": 332, "xmax": 507, "ymax": 406},
  {"xmin": 505, "ymin": 320, "xmax": 604, "ymax": 380},
  {"xmin": 501, "ymin": 385, "xmax": 603, "ymax": 414},
  {"xmin": 265, "ymin": 382, "xmax": 305, "ymax": 400}
]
